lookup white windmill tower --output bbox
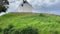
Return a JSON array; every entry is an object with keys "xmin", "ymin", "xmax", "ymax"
[{"xmin": 18, "ymin": 0, "xmax": 32, "ymax": 12}]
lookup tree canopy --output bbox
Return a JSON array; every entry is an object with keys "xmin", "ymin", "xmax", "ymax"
[{"xmin": 0, "ymin": 0, "xmax": 9, "ymax": 13}]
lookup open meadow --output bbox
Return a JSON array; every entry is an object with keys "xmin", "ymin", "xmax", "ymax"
[{"xmin": 0, "ymin": 13, "xmax": 60, "ymax": 34}]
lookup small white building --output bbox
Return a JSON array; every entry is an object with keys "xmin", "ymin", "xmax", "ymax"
[{"xmin": 17, "ymin": 0, "xmax": 32, "ymax": 12}]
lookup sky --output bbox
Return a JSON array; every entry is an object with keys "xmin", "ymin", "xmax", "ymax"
[{"xmin": 7, "ymin": 0, "xmax": 60, "ymax": 15}]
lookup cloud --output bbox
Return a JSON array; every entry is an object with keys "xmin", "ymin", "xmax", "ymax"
[
  {"xmin": 7, "ymin": 0, "xmax": 23, "ymax": 12},
  {"xmin": 28, "ymin": 0, "xmax": 60, "ymax": 6},
  {"xmin": 27, "ymin": 0, "xmax": 60, "ymax": 15},
  {"xmin": 27, "ymin": 0, "xmax": 60, "ymax": 11}
]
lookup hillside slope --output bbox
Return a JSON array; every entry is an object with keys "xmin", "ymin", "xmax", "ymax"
[{"xmin": 0, "ymin": 13, "xmax": 60, "ymax": 34}]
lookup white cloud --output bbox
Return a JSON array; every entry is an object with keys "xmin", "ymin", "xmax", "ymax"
[
  {"xmin": 27, "ymin": 0, "xmax": 60, "ymax": 11},
  {"xmin": 27, "ymin": 0, "xmax": 60, "ymax": 7},
  {"xmin": 43, "ymin": 0, "xmax": 59, "ymax": 5},
  {"xmin": 7, "ymin": 0, "xmax": 23, "ymax": 12},
  {"xmin": 27, "ymin": 0, "xmax": 60, "ymax": 15}
]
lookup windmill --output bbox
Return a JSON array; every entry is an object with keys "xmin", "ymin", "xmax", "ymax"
[
  {"xmin": 21, "ymin": 0, "xmax": 28, "ymax": 6},
  {"xmin": 17, "ymin": 0, "xmax": 32, "ymax": 12}
]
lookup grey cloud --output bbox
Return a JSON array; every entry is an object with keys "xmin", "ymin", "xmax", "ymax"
[{"xmin": 28, "ymin": 0, "xmax": 60, "ymax": 11}]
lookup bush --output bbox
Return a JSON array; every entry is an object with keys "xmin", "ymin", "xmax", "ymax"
[
  {"xmin": 14, "ymin": 30, "xmax": 20, "ymax": 34},
  {"xmin": 19, "ymin": 27, "xmax": 38, "ymax": 34},
  {"xmin": 54, "ymin": 31, "xmax": 58, "ymax": 34},
  {"xmin": 56, "ymin": 20, "xmax": 60, "ymax": 23},
  {"xmin": 4, "ymin": 26, "xmax": 38, "ymax": 34},
  {"xmin": 8, "ymin": 24, "xmax": 14, "ymax": 30},
  {"xmin": 39, "ymin": 14, "xmax": 45, "ymax": 17},
  {"xmin": 0, "ymin": 28, "xmax": 2, "ymax": 32},
  {"xmin": 4, "ymin": 28, "xmax": 9, "ymax": 34},
  {"xmin": 50, "ymin": 31, "xmax": 58, "ymax": 34},
  {"xmin": 4, "ymin": 24, "xmax": 14, "ymax": 34}
]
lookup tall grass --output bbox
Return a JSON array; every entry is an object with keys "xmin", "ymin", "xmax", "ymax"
[{"xmin": 0, "ymin": 13, "xmax": 60, "ymax": 34}]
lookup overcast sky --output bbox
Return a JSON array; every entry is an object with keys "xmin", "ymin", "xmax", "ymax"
[{"xmin": 7, "ymin": 0, "xmax": 60, "ymax": 15}]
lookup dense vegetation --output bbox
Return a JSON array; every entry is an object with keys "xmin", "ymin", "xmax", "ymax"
[
  {"xmin": 0, "ymin": 13, "xmax": 60, "ymax": 34},
  {"xmin": 0, "ymin": 0, "xmax": 9, "ymax": 13},
  {"xmin": 0, "ymin": 6, "xmax": 7, "ymax": 13}
]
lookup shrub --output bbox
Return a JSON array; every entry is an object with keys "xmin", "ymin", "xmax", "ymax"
[
  {"xmin": 4, "ymin": 28, "xmax": 9, "ymax": 34},
  {"xmin": 39, "ymin": 14, "xmax": 45, "ymax": 17},
  {"xmin": 4, "ymin": 24, "xmax": 14, "ymax": 34},
  {"xmin": 54, "ymin": 31, "xmax": 58, "ymax": 34},
  {"xmin": 8, "ymin": 24, "xmax": 14, "ymax": 30},
  {"xmin": 0, "ymin": 28, "xmax": 2, "ymax": 32},
  {"xmin": 14, "ymin": 30, "xmax": 20, "ymax": 34},
  {"xmin": 50, "ymin": 31, "xmax": 58, "ymax": 34},
  {"xmin": 19, "ymin": 27, "xmax": 38, "ymax": 34},
  {"xmin": 56, "ymin": 20, "xmax": 60, "ymax": 23}
]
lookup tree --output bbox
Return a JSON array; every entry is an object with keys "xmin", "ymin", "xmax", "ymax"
[{"xmin": 0, "ymin": 0, "xmax": 9, "ymax": 13}]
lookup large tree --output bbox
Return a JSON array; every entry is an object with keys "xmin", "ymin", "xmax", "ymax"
[{"xmin": 0, "ymin": 0, "xmax": 9, "ymax": 13}]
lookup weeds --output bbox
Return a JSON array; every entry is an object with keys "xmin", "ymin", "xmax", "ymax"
[
  {"xmin": 19, "ymin": 27, "xmax": 38, "ymax": 34},
  {"xmin": 0, "ymin": 28, "xmax": 2, "ymax": 32}
]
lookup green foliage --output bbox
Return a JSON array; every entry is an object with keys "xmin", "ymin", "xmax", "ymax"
[
  {"xmin": 0, "ymin": 6, "xmax": 7, "ymax": 12},
  {"xmin": 4, "ymin": 24, "xmax": 14, "ymax": 34},
  {"xmin": 39, "ymin": 13, "xmax": 45, "ymax": 17},
  {"xmin": 13, "ymin": 27, "xmax": 38, "ymax": 34},
  {"xmin": 0, "ymin": 0, "xmax": 9, "ymax": 12},
  {"xmin": 0, "ymin": 28, "xmax": 2, "ymax": 32},
  {"xmin": 49, "ymin": 31, "xmax": 58, "ymax": 34},
  {"xmin": 8, "ymin": 24, "xmax": 14, "ymax": 30},
  {"xmin": 14, "ymin": 30, "xmax": 20, "ymax": 34},
  {"xmin": 20, "ymin": 27, "xmax": 38, "ymax": 34},
  {"xmin": 0, "ymin": 13, "xmax": 60, "ymax": 34},
  {"xmin": 4, "ymin": 28, "xmax": 9, "ymax": 34}
]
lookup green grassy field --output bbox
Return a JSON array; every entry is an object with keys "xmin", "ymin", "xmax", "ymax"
[{"xmin": 0, "ymin": 13, "xmax": 60, "ymax": 34}]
